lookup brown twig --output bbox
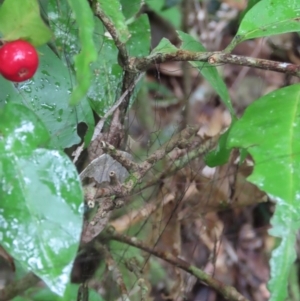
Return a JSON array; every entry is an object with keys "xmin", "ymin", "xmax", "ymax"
[
  {"xmin": 130, "ymin": 50, "xmax": 300, "ymax": 78},
  {"xmin": 208, "ymin": 52, "xmax": 300, "ymax": 77},
  {"xmin": 0, "ymin": 272, "xmax": 40, "ymax": 301},
  {"xmin": 95, "ymin": 242, "xmax": 131, "ymax": 301},
  {"xmin": 100, "ymin": 228, "xmax": 249, "ymax": 301},
  {"xmin": 94, "ymin": 2, "xmax": 129, "ymax": 67}
]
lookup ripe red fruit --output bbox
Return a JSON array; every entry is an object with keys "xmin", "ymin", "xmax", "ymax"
[{"xmin": 0, "ymin": 40, "xmax": 39, "ymax": 82}]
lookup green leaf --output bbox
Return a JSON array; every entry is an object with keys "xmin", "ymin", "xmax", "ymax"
[
  {"xmin": 47, "ymin": 0, "xmax": 78, "ymax": 62},
  {"xmin": 126, "ymin": 15, "xmax": 151, "ymax": 57},
  {"xmin": 120, "ymin": 0, "xmax": 142, "ymax": 19},
  {"xmin": 66, "ymin": 0, "xmax": 97, "ymax": 105},
  {"xmin": 227, "ymin": 84, "xmax": 300, "ymax": 301},
  {"xmin": 151, "ymin": 37, "xmax": 178, "ymax": 55},
  {"xmin": 0, "ymin": 45, "xmax": 94, "ymax": 149},
  {"xmin": 0, "ymin": 0, "xmax": 52, "ymax": 46},
  {"xmin": 0, "ymin": 103, "xmax": 83, "ymax": 296},
  {"xmin": 177, "ymin": 31, "xmax": 235, "ymax": 116},
  {"xmin": 47, "ymin": 3, "xmax": 124, "ymax": 118},
  {"xmin": 88, "ymin": 19, "xmax": 123, "ymax": 116},
  {"xmin": 96, "ymin": 0, "xmax": 130, "ymax": 43},
  {"xmin": 235, "ymin": 0, "xmax": 300, "ymax": 43},
  {"xmin": 205, "ymin": 129, "xmax": 232, "ymax": 167},
  {"xmin": 239, "ymin": 0, "xmax": 262, "ymax": 23}
]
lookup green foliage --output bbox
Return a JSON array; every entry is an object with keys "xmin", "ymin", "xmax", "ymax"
[
  {"xmin": 97, "ymin": 0, "xmax": 130, "ymax": 44},
  {"xmin": 66, "ymin": 0, "xmax": 97, "ymax": 105},
  {"xmin": 120, "ymin": 0, "xmax": 142, "ymax": 19},
  {"xmin": 0, "ymin": 0, "xmax": 52, "ymax": 46},
  {"xmin": 151, "ymin": 37, "xmax": 178, "ymax": 54},
  {"xmin": 0, "ymin": 45, "xmax": 94, "ymax": 149},
  {"xmin": 229, "ymin": 0, "xmax": 300, "ymax": 49},
  {"xmin": 127, "ymin": 15, "xmax": 151, "ymax": 57},
  {"xmin": 0, "ymin": 103, "xmax": 83, "ymax": 296},
  {"xmin": 227, "ymin": 84, "xmax": 300, "ymax": 301},
  {"xmin": 177, "ymin": 31, "xmax": 235, "ymax": 116},
  {"xmin": 205, "ymin": 129, "xmax": 232, "ymax": 167}
]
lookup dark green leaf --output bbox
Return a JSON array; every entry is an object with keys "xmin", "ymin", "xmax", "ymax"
[
  {"xmin": 205, "ymin": 129, "xmax": 231, "ymax": 167},
  {"xmin": 120, "ymin": 0, "xmax": 142, "ymax": 19},
  {"xmin": 87, "ymin": 19, "xmax": 123, "ymax": 116},
  {"xmin": 127, "ymin": 15, "xmax": 151, "ymax": 57},
  {"xmin": 0, "ymin": 103, "xmax": 83, "ymax": 296},
  {"xmin": 151, "ymin": 37, "xmax": 177, "ymax": 54},
  {"xmin": 0, "ymin": 0, "xmax": 52, "ymax": 46}
]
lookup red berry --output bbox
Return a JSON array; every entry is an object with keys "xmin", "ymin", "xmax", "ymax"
[{"xmin": 0, "ymin": 40, "xmax": 39, "ymax": 82}]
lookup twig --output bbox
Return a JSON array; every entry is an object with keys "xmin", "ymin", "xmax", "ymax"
[
  {"xmin": 137, "ymin": 125, "xmax": 198, "ymax": 178},
  {"xmin": 0, "ymin": 272, "xmax": 39, "ymax": 301},
  {"xmin": 208, "ymin": 53, "xmax": 300, "ymax": 77},
  {"xmin": 131, "ymin": 50, "xmax": 300, "ymax": 78},
  {"xmin": 92, "ymin": 73, "xmax": 145, "ymax": 141},
  {"xmin": 88, "ymin": 126, "xmax": 206, "ymax": 200},
  {"xmin": 100, "ymin": 141, "xmax": 139, "ymax": 172},
  {"xmin": 95, "ymin": 242, "xmax": 131, "ymax": 301},
  {"xmin": 138, "ymin": 134, "xmax": 219, "ymax": 191},
  {"xmin": 94, "ymin": 2, "xmax": 129, "ymax": 67},
  {"xmin": 125, "ymin": 258, "xmax": 150, "ymax": 301},
  {"xmin": 100, "ymin": 228, "xmax": 249, "ymax": 301}
]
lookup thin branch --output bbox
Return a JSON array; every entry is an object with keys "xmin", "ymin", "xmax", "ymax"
[
  {"xmin": 100, "ymin": 228, "xmax": 249, "ymax": 301},
  {"xmin": 137, "ymin": 125, "xmax": 198, "ymax": 178},
  {"xmin": 0, "ymin": 272, "xmax": 39, "ymax": 301},
  {"xmin": 95, "ymin": 242, "xmax": 131, "ymax": 301},
  {"xmin": 92, "ymin": 73, "xmax": 145, "ymax": 141},
  {"xmin": 100, "ymin": 141, "xmax": 140, "ymax": 172},
  {"xmin": 138, "ymin": 134, "xmax": 219, "ymax": 191},
  {"xmin": 130, "ymin": 50, "xmax": 300, "ymax": 77},
  {"xmin": 94, "ymin": 2, "xmax": 129, "ymax": 67},
  {"xmin": 131, "ymin": 50, "xmax": 214, "ymax": 71},
  {"xmin": 208, "ymin": 53, "xmax": 300, "ymax": 77}
]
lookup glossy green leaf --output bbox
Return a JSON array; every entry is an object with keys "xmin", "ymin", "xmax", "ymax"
[
  {"xmin": 239, "ymin": 0, "xmax": 262, "ymax": 23},
  {"xmin": 87, "ymin": 19, "xmax": 123, "ymax": 116},
  {"xmin": 66, "ymin": 0, "xmax": 97, "ymax": 105},
  {"xmin": 120, "ymin": 0, "xmax": 142, "ymax": 19},
  {"xmin": 47, "ymin": 2, "xmax": 124, "ymax": 118},
  {"xmin": 205, "ymin": 129, "xmax": 232, "ymax": 167},
  {"xmin": 0, "ymin": 103, "xmax": 83, "ymax": 296},
  {"xmin": 0, "ymin": 0, "xmax": 52, "ymax": 46},
  {"xmin": 151, "ymin": 37, "xmax": 177, "ymax": 55},
  {"xmin": 0, "ymin": 45, "xmax": 94, "ymax": 149},
  {"xmin": 227, "ymin": 84, "xmax": 300, "ymax": 301},
  {"xmin": 47, "ymin": 0, "xmax": 78, "ymax": 62},
  {"xmin": 177, "ymin": 31, "xmax": 235, "ymax": 116},
  {"xmin": 126, "ymin": 15, "xmax": 151, "ymax": 57},
  {"xmin": 235, "ymin": 0, "xmax": 300, "ymax": 43},
  {"xmin": 96, "ymin": 0, "xmax": 130, "ymax": 43}
]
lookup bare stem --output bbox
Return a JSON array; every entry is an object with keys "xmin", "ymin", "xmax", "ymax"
[
  {"xmin": 94, "ymin": 2, "xmax": 129, "ymax": 67},
  {"xmin": 131, "ymin": 50, "xmax": 300, "ymax": 78},
  {"xmin": 101, "ymin": 228, "xmax": 249, "ymax": 301},
  {"xmin": 0, "ymin": 272, "xmax": 40, "ymax": 301}
]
